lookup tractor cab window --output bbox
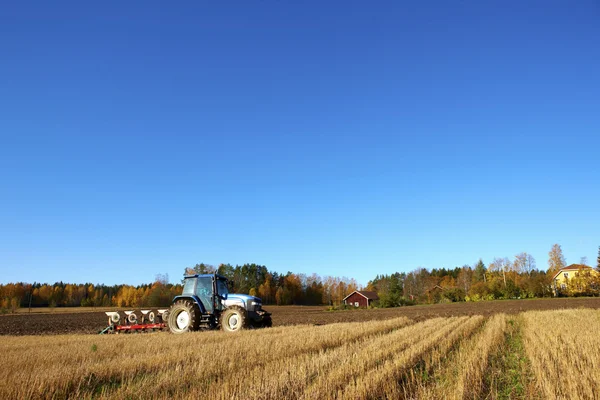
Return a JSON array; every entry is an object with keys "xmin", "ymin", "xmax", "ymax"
[
  {"xmin": 195, "ymin": 277, "xmax": 214, "ymax": 313},
  {"xmin": 182, "ymin": 278, "xmax": 195, "ymax": 295},
  {"xmin": 216, "ymin": 279, "xmax": 229, "ymax": 298}
]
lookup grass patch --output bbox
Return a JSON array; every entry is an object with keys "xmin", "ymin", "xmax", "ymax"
[{"xmin": 487, "ymin": 317, "xmax": 535, "ymax": 399}]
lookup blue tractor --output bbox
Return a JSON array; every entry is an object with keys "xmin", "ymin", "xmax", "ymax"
[{"xmin": 167, "ymin": 273, "xmax": 272, "ymax": 333}]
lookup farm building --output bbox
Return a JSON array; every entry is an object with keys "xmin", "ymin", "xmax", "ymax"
[
  {"xmin": 425, "ymin": 285, "xmax": 445, "ymax": 303},
  {"xmin": 343, "ymin": 291, "xmax": 379, "ymax": 307},
  {"xmin": 552, "ymin": 264, "xmax": 599, "ymax": 296}
]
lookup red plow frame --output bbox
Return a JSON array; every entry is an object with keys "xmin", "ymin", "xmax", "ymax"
[{"xmin": 99, "ymin": 310, "xmax": 168, "ymax": 334}]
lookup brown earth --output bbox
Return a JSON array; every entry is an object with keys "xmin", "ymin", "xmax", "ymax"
[{"xmin": 1, "ymin": 297, "xmax": 600, "ymax": 335}]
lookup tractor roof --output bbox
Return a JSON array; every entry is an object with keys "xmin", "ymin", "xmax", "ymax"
[{"xmin": 183, "ymin": 273, "xmax": 228, "ymax": 280}]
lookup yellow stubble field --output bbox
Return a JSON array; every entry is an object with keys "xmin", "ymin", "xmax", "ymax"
[{"xmin": 1, "ymin": 308, "xmax": 599, "ymax": 399}]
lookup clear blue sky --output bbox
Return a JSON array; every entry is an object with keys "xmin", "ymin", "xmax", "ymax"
[{"xmin": 1, "ymin": 1, "xmax": 598, "ymax": 286}]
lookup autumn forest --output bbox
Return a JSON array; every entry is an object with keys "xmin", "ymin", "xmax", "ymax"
[{"xmin": 2, "ymin": 244, "xmax": 599, "ymax": 312}]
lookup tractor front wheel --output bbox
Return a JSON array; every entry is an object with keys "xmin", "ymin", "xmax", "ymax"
[
  {"xmin": 220, "ymin": 307, "xmax": 247, "ymax": 333},
  {"xmin": 262, "ymin": 314, "xmax": 272, "ymax": 328},
  {"xmin": 167, "ymin": 300, "xmax": 199, "ymax": 334}
]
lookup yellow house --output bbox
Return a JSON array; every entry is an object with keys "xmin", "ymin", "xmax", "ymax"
[{"xmin": 552, "ymin": 264, "xmax": 599, "ymax": 296}]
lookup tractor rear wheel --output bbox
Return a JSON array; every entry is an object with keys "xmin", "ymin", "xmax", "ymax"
[
  {"xmin": 167, "ymin": 300, "xmax": 200, "ymax": 334},
  {"xmin": 220, "ymin": 306, "xmax": 247, "ymax": 333}
]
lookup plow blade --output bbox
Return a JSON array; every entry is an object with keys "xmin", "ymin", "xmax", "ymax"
[{"xmin": 99, "ymin": 309, "xmax": 168, "ymax": 334}]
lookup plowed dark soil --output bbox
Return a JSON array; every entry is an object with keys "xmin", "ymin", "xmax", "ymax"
[{"xmin": 1, "ymin": 297, "xmax": 600, "ymax": 335}]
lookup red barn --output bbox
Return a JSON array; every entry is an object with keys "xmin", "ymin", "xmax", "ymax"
[{"xmin": 343, "ymin": 291, "xmax": 379, "ymax": 308}]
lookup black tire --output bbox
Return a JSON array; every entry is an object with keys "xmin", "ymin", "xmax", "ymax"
[
  {"xmin": 167, "ymin": 300, "xmax": 200, "ymax": 334},
  {"xmin": 262, "ymin": 315, "xmax": 272, "ymax": 328},
  {"xmin": 220, "ymin": 306, "xmax": 247, "ymax": 333}
]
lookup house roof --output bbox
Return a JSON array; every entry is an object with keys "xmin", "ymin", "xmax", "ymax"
[
  {"xmin": 561, "ymin": 264, "xmax": 592, "ymax": 271},
  {"xmin": 425, "ymin": 284, "xmax": 445, "ymax": 293},
  {"xmin": 551, "ymin": 264, "xmax": 593, "ymax": 281},
  {"xmin": 342, "ymin": 290, "xmax": 379, "ymax": 301}
]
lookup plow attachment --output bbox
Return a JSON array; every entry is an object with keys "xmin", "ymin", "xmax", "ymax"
[{"xmin": 99, "ymin": 309, "xmax": 169, "ymax": 334}]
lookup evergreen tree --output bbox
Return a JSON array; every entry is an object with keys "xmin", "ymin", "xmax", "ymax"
[{"xmin": 474, "ymin": 259, "xmax": 487, "ymax": 282}]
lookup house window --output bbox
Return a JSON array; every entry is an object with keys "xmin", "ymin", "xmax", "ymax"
[
  {"xmin": 354, "ymin": 302, "xmax": 359, "ymax": 307},
  {"xmin": 564, "ymin": 273, "xmax": 569, "ymax": 279},
  {"xmin": 561, "ymin": 283, "xmax": 567, "ymax": 290}
]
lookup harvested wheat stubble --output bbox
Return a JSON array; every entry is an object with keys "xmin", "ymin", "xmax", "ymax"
[
  {"xmin": 139, "ymin": 317, "xmax": 413, "ymax": 400},
  {"xmin": 203, "ymin": 317, "xmax": 415, "ymax": 399},
  {"xmin": 410, "ymin": 313, "xmax": 508, "ymax": 400},
  {"xmin": 3, "ymin": 309, "xmax": 600, "ymax": 400},
  {"xmin": 522, "ymin": 309, "xmax": 600, "ymax": 400},
  {"xmin": 338, "ymin": 316, "xmax": 484, "ymax": 400},
  {"xmin": 209, "ymin": 317, "xmax": 438, "ymax": 400},
  {"xmin": 302, "ymin": 317, "xmax": 476, "ymax": 400},
  {"xmin": 0, "ymin": 318, "xmax": 410, "ymax": 399}
]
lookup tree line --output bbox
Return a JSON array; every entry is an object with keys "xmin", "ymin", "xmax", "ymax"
[
  {"xmin": 0, "ymin": 265, "xmax": 360, "ymax": 312},
  {"xmin": 369, "ymin": 244, "xmax": 600, "ymax": 306},
  {"xmin": 0, "ymin": 275, "xmax": 181, "ymax": 313},
  {"xmin": 1, "ymin": 244, "xmax": 598, "ymax": 311}
]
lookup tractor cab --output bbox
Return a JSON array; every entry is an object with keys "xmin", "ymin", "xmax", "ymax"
[{"xmin": 179, "ymin": 274, "xmax": 229, "ymax": 313}]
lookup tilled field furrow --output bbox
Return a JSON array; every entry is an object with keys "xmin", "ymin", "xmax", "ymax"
[{"xmin": 4, "ymin": 298, "xmax": 600, "ymax": 336}]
